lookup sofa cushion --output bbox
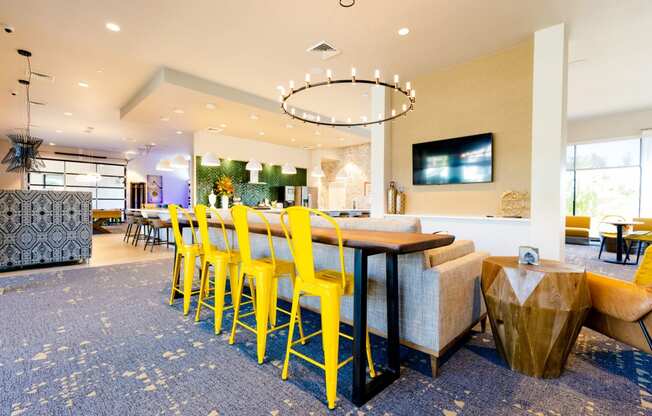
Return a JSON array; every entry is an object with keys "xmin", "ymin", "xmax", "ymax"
[
  {"xmin": 428, "ymin": 240, "xmax": 475, "ymax": 267},
  {"xmin": 566, "ymin": 215, "xmax": 591, "ymax": 229},
  {"xmin": 566, "ymin": 227, "xmax": 590, "ymax": 238}
]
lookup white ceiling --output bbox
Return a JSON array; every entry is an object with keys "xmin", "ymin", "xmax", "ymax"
[{"xmin": 1, "ymin": 0, "xmax": 651, "ymax": 154}]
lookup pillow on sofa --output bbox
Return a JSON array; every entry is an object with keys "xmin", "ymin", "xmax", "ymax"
[{"xmin": 428, "ymin": 240, "xmax": 475, "ymax": 267}]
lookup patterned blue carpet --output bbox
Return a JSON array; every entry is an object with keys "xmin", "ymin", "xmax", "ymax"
[{"xmin": 1, "ymin": 259, "xmax": 651, "ymax": 415}]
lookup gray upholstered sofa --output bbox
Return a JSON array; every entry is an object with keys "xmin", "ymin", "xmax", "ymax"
[{"xmin": 186, "ymin": 210, "xmax": 489, "ymax": 374}]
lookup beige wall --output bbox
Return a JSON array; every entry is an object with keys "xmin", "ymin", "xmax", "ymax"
[
  {"xmin": 391, "ymin": 39, "xmax": 534, "ymax": 216},
  {"xmin": 0, "ymin": 139, "xmax": 24, "ymax": 190}
]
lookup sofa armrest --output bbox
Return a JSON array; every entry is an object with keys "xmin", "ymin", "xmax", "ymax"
[
  {"xmin": 587, "ymin": 272, "xmax": 652, "ymax": 322},
  {"xmin": 431, "ymin": 251, "xmax": 490, "ymax": 350}
]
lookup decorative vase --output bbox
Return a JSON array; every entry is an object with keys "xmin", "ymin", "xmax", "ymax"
[
  {"xmin": 221, "ymin": 195, "xmax": 229, "ymax": 209},
  {"xmin": 208, "ymin": 191, "xmax": 217, "ymax": 209}
]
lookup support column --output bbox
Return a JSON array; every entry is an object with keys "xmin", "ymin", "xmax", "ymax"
[
  {"xmin": 530, "ymin": 23, "xmax": 568, "ymax": 260},
  {"xmin": 370, "ymin": 85, "xmax": 392, "ymax": 218}
]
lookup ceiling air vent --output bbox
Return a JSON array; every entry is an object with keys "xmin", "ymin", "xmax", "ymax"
[
  {"xmin": 306, "ymin": 41, "xmax": 340, "ymax": 60},
  {"xmin": 29, "ymin": 100, "xmax": 46, "ymax": 106},
  {"xmin": 207, "ymin": 127, "xmax": 223, "ymax": 133}
]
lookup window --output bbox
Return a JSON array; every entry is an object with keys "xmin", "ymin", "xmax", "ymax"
[
  {"xmin": 566, "ymin": 138, "xmax": 642, "ymax": 237},
  {"xmin": 28, "ymin": 159, "xmax": 126, "ymax": 211}
]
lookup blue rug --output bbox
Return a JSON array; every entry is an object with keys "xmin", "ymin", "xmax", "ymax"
[{"xmin": 0, "ymin": 260, "xmax": 651, "ymax": 415}]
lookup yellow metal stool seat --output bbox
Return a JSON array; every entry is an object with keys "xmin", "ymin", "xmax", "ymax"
[
  {"xmin": 194, "ymin": 205, "xmax": 256, "ymax": 334},
  {"xmin": 280, "ymin": 206, "xmax": 375, "ymax": 410},
  {"xmin": 168, "ymin": 204, "xmax": 204, "ymax": 316},
  {"xmin": 228, "ymin": 205, "xmax": 305, "ymax": 364}
]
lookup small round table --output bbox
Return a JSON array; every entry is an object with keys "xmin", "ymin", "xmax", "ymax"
[
  {"xmin": 601, "ymin": 220, "xmax": 643, "ymax": 264},
  {"xmin": 481, "ymin": 256, "xmax": 591, "ymax": 378}
]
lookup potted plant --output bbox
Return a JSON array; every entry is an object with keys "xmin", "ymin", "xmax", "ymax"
[{"xmin": 214, "ymin": 176, "xmax": 234, "ymax": 209}]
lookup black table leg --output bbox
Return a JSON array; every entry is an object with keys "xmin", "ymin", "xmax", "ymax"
[
  {"xmin": 352, "ymin": 249, "xmax": 400, "ymax": 407},
  {"xmin": 616, "ymin": 225, "xmax": 624, "ymax": 263}
]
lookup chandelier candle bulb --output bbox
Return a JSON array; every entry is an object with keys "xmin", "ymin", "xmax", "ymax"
[
  {"xmin": 402, "ymin": 104, "xmax": 407, "ymax": 111},
  {"xmin": 394, "ymin": 74, "xmax": 400, "ymax": 87},
  {"xmin": 305, "ymin": 73, "xmax": 311, "ymax": 86},
  {"xmin": 351, "ymin": 67, "xmax": 357, "ymax": 82},
  {"xmin": 289, "ymin": 80, "xmax": 295, "ymax": 90},
  {"xmin": 391, "ymin": 109, "xmax": 396, "ymax": 117},
  {"xmin": 374, "ymin": 69, "xmax": 381, "ymax": 82},
  {"xmin": 406, "ymin": 81, "xmax": 411, "ymax": 91},
  {"xmin": 411, "ymin": 89, "xmax": 416, "ymax": 99},
  {"xmin": 331, "ymin": 117, "xmax": 336, "ymax": 123},
  {"xmin": 326, "ymin": 69, "xmax": 332, "ymax": 82}
]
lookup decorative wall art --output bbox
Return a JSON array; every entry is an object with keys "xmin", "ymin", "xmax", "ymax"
[{"xmin": 146, "ymin": 175, "xmax": 163, "ymax": 204}]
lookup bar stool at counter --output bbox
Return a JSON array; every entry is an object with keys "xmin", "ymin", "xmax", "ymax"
[{"xmin": 168, "ymin": 204, "xmax": 204, "ymax": 315}]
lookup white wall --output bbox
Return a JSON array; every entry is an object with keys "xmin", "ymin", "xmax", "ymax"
[
  {"xmin": 568, "ymin": 108, "xmax": 652, "ymax": 143},
  {"xmin": 127, "ymin": 151, "xmax": 190, "ymax": 207}
]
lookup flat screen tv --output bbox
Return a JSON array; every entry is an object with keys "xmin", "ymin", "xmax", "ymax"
[{"xmin": 412, "ymin": 133, "xmax": 493, "ymax": 185}]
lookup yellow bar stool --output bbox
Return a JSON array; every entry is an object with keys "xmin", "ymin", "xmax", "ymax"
[
  {"xmin": 168, "ymin": 204, "xmax": 203, "ymax": 315},
  {"xmin": 229, "ymin": 205, "xmax": 304, "ymax": 364},
  {"xmin": 194, "ymin": 204, "xmax": 256, "ymax": 333},
  {"xmin": 280, "ymin": 206, "xmax": 375, "ymax": 410}
]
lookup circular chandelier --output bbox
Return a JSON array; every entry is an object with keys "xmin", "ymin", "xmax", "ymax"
[{"xmin": 279, "ymin": 68, "xmax": 415, "ymax": 128}]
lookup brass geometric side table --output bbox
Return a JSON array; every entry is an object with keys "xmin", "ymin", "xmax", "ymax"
[{"xmin": 481, "ymin": 256, "xmax": 591, "ymax": 378}]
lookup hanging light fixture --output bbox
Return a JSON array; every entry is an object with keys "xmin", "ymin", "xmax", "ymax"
[
  {"xmin": 156, "ymin": 159, "xmax": 174, "ymax": 171},
  {"xmin": 281, "ymin": 163, "xmax": 297, "ymax": 175},
  {"xmin": 311, "ymin": 165, "xmax": 325, "ymax": 178},
  {"xmin": 170, "ymin": 154, "xmax": 189, "ymax": 169},
  {"xmin": 2, "ymin": 49, "xmax": 45, "ymax": 176},
  {"xmin": 201, "ymin": 152, "xmax": 221, "ymax": 167},
  {"xmin": 279, "ymin": 68, "xmax": 415, "ymax": 130},
  {"xmin": 245, "ymin": 159, "xmax": 263, "ymax": 183}
]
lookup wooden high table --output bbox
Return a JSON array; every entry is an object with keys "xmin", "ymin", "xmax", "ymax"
[
  {"xmin": 481, "ymin": 257, "xmax": 591, "ymax": 378},
  {"xmin": 601, "ymin": 220, "xmax": 643, "ymax": 264},
  {"xmin": 176, "ymin": 215, "xmax": 454, "ymax": 406},
  {"xmin": 92, "ymin": 209, "xmax": 122, "ymax": 234}
]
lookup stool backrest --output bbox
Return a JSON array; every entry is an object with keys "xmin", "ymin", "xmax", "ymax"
[
  {"xmin": 195, "ymin": 204, "xmax": 232, "ymax": 257},
  {"xmin": 280, "ymin": 206, "xmax": 346, "ymax": 290},
  {"xmin": 231, "ymin": 205, "xmax": 275, "ymax": 270},
  {"xmin": 168, "ymin": 204, "xmax": 197, "ymax": 249}
]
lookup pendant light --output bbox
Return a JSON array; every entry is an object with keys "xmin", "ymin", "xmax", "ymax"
[
  {"xmin": 245, "ymin": 159, "xmax": 263, "ymax": 183},
  {"xmin": 156, "ymin": 159, "xmax": 174, "ymax": 171},
  {"xmin": 201, "ymin": 152, "xmax": 221, "ymax": 167},
  {"xmin": 281, "ymin": 163, "xmax": 297, "ymax": 175},
  {"xmin": 170, "ymin": 154, "xmax": 189, "ymax": 169}
]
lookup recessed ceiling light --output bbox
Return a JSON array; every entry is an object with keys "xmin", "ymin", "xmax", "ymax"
[
  {"xmin": 398, "ymin": 27, "xmax": 410, "ymax": 36},
  {"xmin": 55, "ymin": 129, "xmax": 63, "ymax": 133},
  {"xmin": 315, "ymin": 131, "xmax": 321, "ymax": 136},
  {"xmin": 78, "ymin": 81, "xmax": 89, "ymax": 88},
  {"xmin": 250, "ymin": 114, "xmax": 259, "ymax": 120},
  {"xmin": 205, "ymin": 103, "xmax": 216, "ymax": 110},
  {"xmin": 160, "ymin": 117, "xmax": 169, "ymax": 122},
  {"xmin": 105, "ymin": 22, "xmax": 121, "ymax": 32},
  {"xmin": 286, "ymin": 124, "xmax": 293, "ymax": 129},
  {"xmin": 317, "ymin": 143, "xmax": 322, "ymax": 148},
  {"xmin": 49, "ymin": 142, "xmax": 56, "ymax": 146},
  {"xmin": 176, "ymin": 130, "xmax": 183, "ymax": 135},
  {"xmin": 173, "ymin": 109, "xmax": 184, "ymax": 114},
  {"xmin": 125, "ymin": 150, "xmax": 137, "ymax": 155},
  {"xmin": 338, "ymin": 137, "xmax": 344, "ymax": 141},
  {"xmin": 290, "ymin": 138, "xmax": 296, "ymax": 142},
  {"xmin": 258, "ymin": 131, "xmax": 265, "ymax": 136},
  {"xmin": 219, "ymin": 123, "xmax": 227, "ymax": 128},
  {"xmin": 63, "ymin": 112, "xmax": 72, "ymax": 116},
  {"xmin": 96, "ymin": 69, "xmax": 104, "ymax": 74},
  {"xmin": 150, "ymin": 142, "xmax": 157, "ymax": 146}
]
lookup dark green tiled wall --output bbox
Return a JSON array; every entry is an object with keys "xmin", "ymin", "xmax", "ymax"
[{"xmin": 195, "ymin": 156, "xmax": 306, "ymax": 206}]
